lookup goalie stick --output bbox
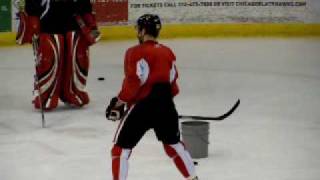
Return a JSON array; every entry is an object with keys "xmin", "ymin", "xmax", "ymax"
[
  {"xmin": 32, "ymin": 35, "xmax": 46, "ymax": 128},
  {"xmin": 178, "ymin": 99, "xmax": 240, "ymax": 121}
]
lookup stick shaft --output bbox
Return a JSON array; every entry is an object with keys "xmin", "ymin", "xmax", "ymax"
[{"xmin": 179, "ymin": 99, "xmax": 240, "ymax": 121}]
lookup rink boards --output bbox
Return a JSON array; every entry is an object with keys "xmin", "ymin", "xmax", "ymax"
[{"xmin": 1, "ymin": 23, "xmax": 320, "ymax": 47}]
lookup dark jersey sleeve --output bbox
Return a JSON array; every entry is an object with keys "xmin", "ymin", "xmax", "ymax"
[{"xmin": 25, "ymin": 0, "xmax": 43, "ymax": 17}]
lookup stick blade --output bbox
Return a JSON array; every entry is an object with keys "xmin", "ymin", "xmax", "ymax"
[{"xmin": 179, "ymin": 99, "xmax": 240, "ymax": 121}]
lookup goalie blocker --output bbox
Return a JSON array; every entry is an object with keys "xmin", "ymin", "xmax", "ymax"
[{"xmin": 74, "ymin": 15, "xmax": 101, "ymax": 46}]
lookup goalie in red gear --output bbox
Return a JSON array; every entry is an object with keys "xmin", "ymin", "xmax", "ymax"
[
  {"xmin": 105, "ymin": 14, "xmax": 199, "ymax": 180},
  {"xmin": 25, "ymin": 0, "xmax": 100, "ymax": 110}
]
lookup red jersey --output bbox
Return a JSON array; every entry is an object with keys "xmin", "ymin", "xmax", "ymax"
[{"xmin": 118, "ymin": 40, "xmax": 179, "ymax": 105}]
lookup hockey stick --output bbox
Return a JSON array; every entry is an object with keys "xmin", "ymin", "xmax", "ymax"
[
  {"xmin": 32, "ymin": 35, "xmax": 45, "ymax": 128},
  {"xmin": 178, "ymin": 99, "xmax": 240, "ymax": 121}
]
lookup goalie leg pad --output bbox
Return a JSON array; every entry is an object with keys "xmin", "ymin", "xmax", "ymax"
[
  {"xmin": 68, "ymin": 31, "xmax": 90, "ymax": 105},
  {"xmin": 164, "ymin": 142, "xmax": 197, "ymax": 179},
  {"xmin": 60, "ymin": 31, "xmax": 90, "ymax": 106},
  {"xmin": 111, "ymin": 145, "xmax": 132, "ymax": 180},
  {"xmin": 33, "ymin": 33, "xmax": 64, "ymax": 110}
]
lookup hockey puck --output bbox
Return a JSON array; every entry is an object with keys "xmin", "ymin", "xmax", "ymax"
[
  {"xmin": 97, "ymin": 77, "xmax": 105, "ymax": 81},
  {"xmin": 193, "ymin": 161, "xmax": 198, "ymax": 166}
]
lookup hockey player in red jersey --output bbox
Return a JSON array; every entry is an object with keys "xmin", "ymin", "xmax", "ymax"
[
  {"xmin": 22, "ymin": 0, "xmax": 100, "ymax": 110},
  {"xmin": 105, "ymin": 14, "xmax": 199, "ymax": 180}
]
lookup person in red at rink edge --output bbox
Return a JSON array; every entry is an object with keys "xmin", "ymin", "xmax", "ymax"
[
  {"xmin": 105, "ymin": 14, "xmax": 199, "ymax": 180},
  {"xmin": 22, "ymin": 0, "xmax": 100, "ymax": 110}
]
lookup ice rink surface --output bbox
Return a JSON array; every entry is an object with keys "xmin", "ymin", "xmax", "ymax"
[{"xmin": 1, "ymin": 38, "xmax": 320, "ymax": 180}]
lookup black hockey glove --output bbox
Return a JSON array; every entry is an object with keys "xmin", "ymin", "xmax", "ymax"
[{"xmin": 106, "ymin": 97, "xmax": 125, "ymax": 121}]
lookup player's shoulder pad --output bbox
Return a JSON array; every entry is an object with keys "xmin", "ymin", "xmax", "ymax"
[
  {"xmin": 156, "ymin": 43, "xmax": 172, "ymax": 51},
  {"xmin": 127, "ymin": 43, "xmax": 145, "ymax": 54},
  {"xmin": 159, "ymin": 43, "xmax": 176, "ymax": 59},
  {"xmin": 124, "ymin": 45, "xmax": 143, "ymax": 61}
]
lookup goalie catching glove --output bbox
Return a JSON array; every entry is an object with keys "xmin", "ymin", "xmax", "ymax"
[{"xmin": 106, "ymin": 97, "xmax": 126, "ymax": 121}]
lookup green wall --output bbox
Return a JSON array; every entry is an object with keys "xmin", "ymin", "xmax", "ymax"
[{"xmin": 0, "ymin": 0, "xmax": 12, "ymax": 32}]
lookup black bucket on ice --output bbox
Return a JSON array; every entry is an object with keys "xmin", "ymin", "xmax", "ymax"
[{"xmin": 181, "ymin": 121, "xmax": 209, "ymax": 159}]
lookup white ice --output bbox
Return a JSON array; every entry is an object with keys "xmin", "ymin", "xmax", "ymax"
[{"xmin": 1, "ymin": 38, "xmax": 320, "ymax": 180}]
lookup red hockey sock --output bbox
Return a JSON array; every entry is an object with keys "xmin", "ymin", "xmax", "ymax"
[
  {"xmin": 164, "ymin": 142, "xmax": 197, "ymax": 179},
  {"xmin": 111, "ymin": 145, "xmax": 132, "ymax": 180}
]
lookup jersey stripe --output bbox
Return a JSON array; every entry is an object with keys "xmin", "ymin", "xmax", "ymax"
[{"xmin": 170, "ymin": 62, "xmax": 176, "ymax": 83}]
